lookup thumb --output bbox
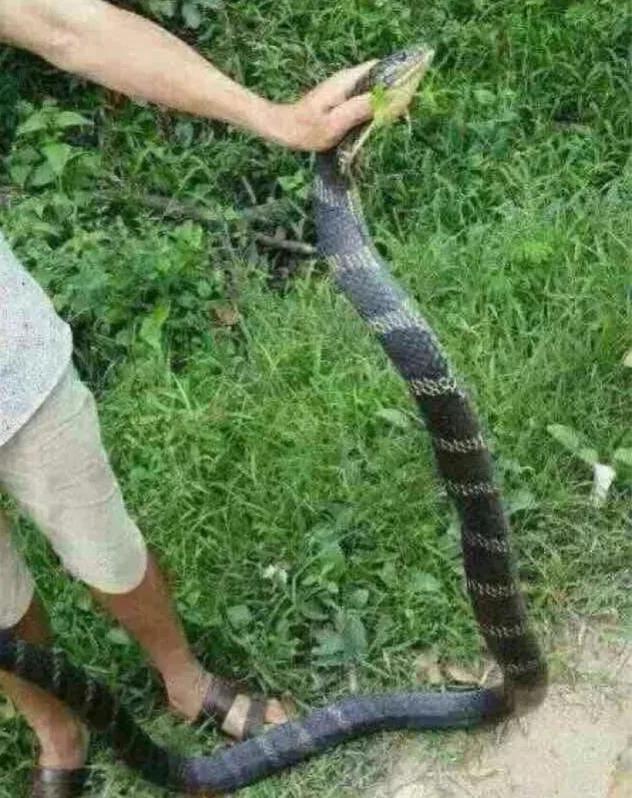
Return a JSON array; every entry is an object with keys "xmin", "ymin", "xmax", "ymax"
[
  {"xmin": 326, "ymin": 93, "xmax": 373, "ymax": 140},
  {"xmin": 313, "ymin": 60, "xmax": 378, "ymax": 108}
]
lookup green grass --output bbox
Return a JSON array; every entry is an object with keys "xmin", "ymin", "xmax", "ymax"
[{"xmin": 1, "ymin": 0, "xmax": 631, "ymax": 795}]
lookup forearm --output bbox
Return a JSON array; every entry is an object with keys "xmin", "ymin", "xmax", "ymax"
[
  {"xmin": 1, "ymin": 0, "xmax": 286, "ymax": 143},
  {"xmin": 0, "ymin": 0, "xmax": 374, "ymax": 150}
]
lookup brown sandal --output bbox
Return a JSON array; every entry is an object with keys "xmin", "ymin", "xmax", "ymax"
[
  {"xmin": 31, "ymin": 768, "xmax": 88, "ymax": 798},
  {"xmin": 199, "ymin": 677, "xmax": 281, "ymax": 740}
]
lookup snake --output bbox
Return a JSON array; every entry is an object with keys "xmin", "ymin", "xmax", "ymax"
[{"xmin": 0, "ymin": 46, "xmax": 547, "ymax": 794}]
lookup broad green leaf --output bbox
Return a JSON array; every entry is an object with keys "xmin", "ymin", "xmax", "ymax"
[
  {"xmin": 342, "ymin": 615, "xmax": 368, "ymax": 659},
  {"xmin": 410, "ymin": 571, "xmax": 442, "ymax": 593},
  {"xmin": 313, "ymin": 630, "xmax": 345, "ymax": 657},
  {"xmin": 507, "ymin": 488, "xmax": 537, "ymax": 514},
  {"xmin": 107, "ymin": 628, "xmax": 132, "ymax": 646},
  {"xmin": 139, "ymin": 304, "xmax": 170, "ymax": 351},
  {"xmin": 278, "ymin": 170, "xmax": 308, "ymax": 195},
  {"xmin": 547, "ymin": 423, "xmax": 581, "ymax": 454},
  {"xmin": 318, "ymin": 541, "xmax": 346, "ymax": 578},
  {"xmin": 379, "ymin": 561, "xmax": 397, "ymax": 586},
  {"xmin": 226, "ymin": 604, "xmax": 252, "ymax": 628},
  {"xmin": 55, "ymin": 110, "xmax": 92, "ymax": 129},
  {"xmin": 547, "ymin": 424, "xmax": 600, "ymax": 466},
  {"xmin": 9, "ymin": 163, "xmax": 32, "ymax": 187},
  {"xmin": 16, "ymin": 112, "xmax": 48, "ymax": 136},
  {"xmin": 146, "ymin": 0, "xmax": 176, "ymax": 16},
  {"xmin": 182, "ymin": 1, "xmax": 202, "ymax": 27},
  {"xmin": 12, "ymin": 145, "xmax": 39, "ymax": 165},
  {"xmin": 577, "ymin": 446, "xmax": 599, "ymax": 466},
  {"xmin": 196, "ymin": 279, "xmax": 214, "ymax": 299},
  {"xmin": 376, "ymin": 407, "xmax": 410, "ymax": 430},
  {"xmin": 28, "ymin": 221, "xmax": 58, "ymax": 237},
  {"xmin": 42, "ymin": 142, "xmax": 74, "ymax": 176},
  {"xmin": 613, "ymin": 448, "xmax": 632, "ymax": 467},
  {"xmin": 29, "ymin": 161, "xmax": 56, "ymax": 187},
  {"xmin": 474, "ymin": 88, "xmax": 496, "ymax": 105},
  {"xmin": 298, "ymin": 600, "xmax": 328, "ymax": 622},
  {"xmin": 349, "ymin": 588, "xmax": 369, "ymax": 609},
  {"xmin": 76, "ymin": 593, "xmax": 92, "ymax": 612}
]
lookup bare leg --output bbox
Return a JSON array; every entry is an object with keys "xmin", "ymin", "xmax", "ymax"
[
  {"xmin": 91, "ymin": 551, "xmax": 286, "ymax": 725},
  {"xmin": 0, "ymin": 597, "xmax": 87, "ymax": 768}
]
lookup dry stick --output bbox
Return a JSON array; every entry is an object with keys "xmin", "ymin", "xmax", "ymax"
[
  {"xmin": 251, "ymin": 233, "xmax": 315, "ymax": 255},
  {"xmin": 0, "ymin": 186, "xmax": 18, "ymax": 208},
  {"xmin": 0, "ymin": 185, "xmax": 317, "ymax": 255},
  {"xmin": 118, "ymin": 191, "xmax": 316, "ymax": 255},
  {"xmin": 116, "ymin": 191, "xmax": 283, "ymax": 224}
]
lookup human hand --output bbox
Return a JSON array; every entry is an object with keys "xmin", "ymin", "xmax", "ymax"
[{"xmin": 271, "ymin": 60, "xmax": 377, "ymax": 152}]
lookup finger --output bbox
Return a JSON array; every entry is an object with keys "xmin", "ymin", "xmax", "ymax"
[
  {"xmin": 312, "ymin": 59, "xmax": 378, "ymax": 108},
  {"xmin": 326, "ymin": 93, "xmax": 374, "ymax": 140}
]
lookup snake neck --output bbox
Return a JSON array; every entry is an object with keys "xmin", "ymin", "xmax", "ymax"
[
  {"xmin": 315, "ymin": 152, "xmax": 372, "ymax": 263},
  {"xmin": 316, "ymin": 150, "xmax": 351, "ymax": 192}
]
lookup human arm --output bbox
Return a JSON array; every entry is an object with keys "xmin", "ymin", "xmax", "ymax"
[{"xmin": 0, "ymin": 0, "xmax": 374, "ymax": 151}]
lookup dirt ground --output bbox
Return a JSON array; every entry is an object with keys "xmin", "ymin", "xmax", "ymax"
[{"xmin": 367, "ymin": 621, "xmax": 631, "ymax": 798}]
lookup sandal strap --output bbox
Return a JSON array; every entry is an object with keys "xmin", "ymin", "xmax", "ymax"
[
  {"xmin": 220, "ymin": 693, "xmax": 252, "ymax": 739},
  {"xmin": 202, "ymin": 678, "xmax": 268, "ymax": 739},
  {"xmin": 243, "ymin": 696, "xmax": 267, "ymax": 737},
  {"xmin": 31, "ymin": 767, "xmax": 88, "ymax": 798},
  {"xmin": 220, "ymin": 694, "xmax": 268, "ymax": 739},
  {"xmin": 202, "ymin": 677, "xmax": 239, "ymax": 725}
]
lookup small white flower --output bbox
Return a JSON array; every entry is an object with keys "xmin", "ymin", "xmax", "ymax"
[
  {"xmin": 262, "ymin": 564, "xmax": 288, "ymax": 586},
  {"xmin": 591, "ymin": 463, "xmax": 616, "ymax": 507}
]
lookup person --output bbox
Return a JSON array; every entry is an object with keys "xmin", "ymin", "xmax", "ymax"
[{"xmin": 0, "ymin": 2, "xmax": 377, "ymax": 795}]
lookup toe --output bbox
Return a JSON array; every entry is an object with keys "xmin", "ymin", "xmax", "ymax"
[{"xmin": 264, "ymin": 698, "xmax": 288, "ymax": 725}]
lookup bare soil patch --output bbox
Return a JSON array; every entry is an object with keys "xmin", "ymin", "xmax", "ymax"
[{"xmin": 367, "ymin": 622, "xmax": 631, "ymax": 798}]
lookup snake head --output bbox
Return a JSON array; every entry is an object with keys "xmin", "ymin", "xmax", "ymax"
[
  {"xmin": 356, "ymin": 45, "xmax": 435, "ymax": 98},
  {"xmin": 337, "ymin": 45, "xmax": 435, "ymax": 175}
]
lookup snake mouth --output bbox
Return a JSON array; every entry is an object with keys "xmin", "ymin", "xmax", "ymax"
[
  {"xmin": 377, "ymin": 47, "xmax": 435, "ymax": 119},
  {"xmin": 370, "ymin": 45, "xmax": 436, "ymax": 94},
  {"xmin": 336, "ymin": 47, "xmax": 435, "ymax": 174}
]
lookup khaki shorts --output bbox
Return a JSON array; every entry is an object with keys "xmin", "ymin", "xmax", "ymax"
[{"xmin": 0, "ymin": 367, "xmax": 148, "ymax": 628}]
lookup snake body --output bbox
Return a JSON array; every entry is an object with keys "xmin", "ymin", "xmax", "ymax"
[{"xmin": 0, "ymin": 47, "xmax": 546, "ymax": 794}]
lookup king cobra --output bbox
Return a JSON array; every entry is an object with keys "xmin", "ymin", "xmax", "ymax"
[{"xmin": 0, "ymin": 46, "xmax": 546, "ymax": 794}]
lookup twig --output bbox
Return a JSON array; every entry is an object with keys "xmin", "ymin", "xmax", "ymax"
[
  {"xmin": 240, "ymin": 175, "xmax": 258, "ymax": 206},
  {"xmin": 0, "ymin": 186, "xmax": 18, "ymax": 208},
  {"xmin": 0, "ymin": 184, "xmax": 317, "ymax": 255},
  {"xmin": 126, "ymin": 191, "xmax": 316, "ymax": 255},
  {"xmin": 106, "ymin": 190, "xmax": 287, "ymax": 225},
  {"xmin": 252, "ymin": 233, "xmax": 315, "ymax": 255},
  {"xmin": 1, "ymin": 182, "xmax": 290, "ymax": 225},
  {"xmin": 129, "ymin": 192, "xmax": 218, "ymax": 222}
]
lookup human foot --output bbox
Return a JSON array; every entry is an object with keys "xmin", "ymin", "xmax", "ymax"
[
  {"xmin": 36, "ymin": 715, "xmax": 89, "ymax": 770},
  {"xmin": 165, "ymin": 663, "xmax": 288, "ymax": 740},
  {"xmin": 199, "ymin": 676, "xmax": 288, "ymax": 740},
  {"xmin": 31, "ymin": 716, "xmax": 89, "ymax": 797}
]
